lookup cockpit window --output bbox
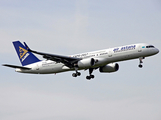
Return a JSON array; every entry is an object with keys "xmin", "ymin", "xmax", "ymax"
[{"xmin": 146, "ymin": 45, "xmax": 154, "ymax": 48}]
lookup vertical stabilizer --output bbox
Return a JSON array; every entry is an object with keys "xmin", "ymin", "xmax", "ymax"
[{"xmin": 13, "ymin": 41, "xmax": 40, "ymax": 66}]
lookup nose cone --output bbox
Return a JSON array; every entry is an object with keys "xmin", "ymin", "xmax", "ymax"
[
  {"xmin": 150, "ymin": 48, "xmax": 159, "ymax": 56},
  {"xmin": 156, "ymin": 48, "xmax": 159, "ymax": 54}
]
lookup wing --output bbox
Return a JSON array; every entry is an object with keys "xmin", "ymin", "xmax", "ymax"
[
  {"xmin": 24, "ymin": 42, "xmax": 81, "ymax": 68},
  {"xmin": 2, "ymin": 64, "xmax": 31, "ymax": 70}
]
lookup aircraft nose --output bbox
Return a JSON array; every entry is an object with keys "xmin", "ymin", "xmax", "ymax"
[{"xmin": 156, "ymin": 48, "xmax": 159, "ymax": 54}]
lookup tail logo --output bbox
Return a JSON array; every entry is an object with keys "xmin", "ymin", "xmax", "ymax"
[
  {"xmin": 19, "ymin": 46, "xmax": 28, "ymax": 59},
  {"xmin": 19, "ymin": 46, "xmax": 30, "ymax": 62}
]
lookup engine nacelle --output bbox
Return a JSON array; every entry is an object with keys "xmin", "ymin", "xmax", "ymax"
[
  {"xmin": 77, "ymin": 58, "xmax": 95, "ymax": 68},
  {"xmin": 99, "ymin": 63, "xmax": 119, "ymax": 73}
]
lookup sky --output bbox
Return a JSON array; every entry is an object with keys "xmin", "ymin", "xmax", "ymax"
[{"xmin": 0, "ymin": 0, "xmax": 161, "ymax": 120}]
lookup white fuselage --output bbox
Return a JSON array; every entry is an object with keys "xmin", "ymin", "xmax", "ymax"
[{"xmin": 16, "ymin": 43, "xmax": 159, "ymax": 74}]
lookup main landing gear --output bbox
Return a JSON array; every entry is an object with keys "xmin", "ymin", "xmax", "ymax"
[
  {"xmin": 72, "ymin": 68, "xmax": 94, "ymax": 80},
  {"xmin": 138, "ymin": 57, "xmax": 145, "ymax": 68},
  {"xmin": 72, "ymin": 72, "xmax": 81, "ymax": 77},
  {"xmin": 86, "ymin": 68, "xmax": 95, "ymax": 80},
  {"xmin": 72, "ymin": 66, "xmax": 95, "ymax": 80},
  {"xmin": 72, "ymin": 67, "xmax": 81, "ymax": 77}
]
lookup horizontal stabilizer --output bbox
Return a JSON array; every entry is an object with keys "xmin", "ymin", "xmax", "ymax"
[{"xmin": 2, "ymin": 64, "xmax": 31, "ymax": 70}]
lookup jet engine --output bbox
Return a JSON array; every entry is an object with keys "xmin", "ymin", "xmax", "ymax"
[
  {"xmin": 77, "ymin": 58, "xmax": 95, "ymax": 68},
  {"xmin": 99, "ymin": 63, "xmax": 119, "ymax": 73}
]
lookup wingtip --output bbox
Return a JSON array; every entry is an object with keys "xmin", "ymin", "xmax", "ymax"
[{"xmin": 2, "ymin": 64, "xmax": 7, "ymax": 66}]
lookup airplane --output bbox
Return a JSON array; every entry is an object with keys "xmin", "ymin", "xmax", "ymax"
[{"xmin": 2, "ymin": 41, "xmax": 159, "ymax": 80}]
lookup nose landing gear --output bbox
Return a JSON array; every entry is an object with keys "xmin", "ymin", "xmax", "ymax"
[{"xmin": 138, "ymin": 57, "xmax": 145, "ymax": 68}]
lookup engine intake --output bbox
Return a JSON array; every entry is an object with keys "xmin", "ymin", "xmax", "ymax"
[{"xmin": 99, "ymin": 63, "xmax": 119, "ymax": 73}]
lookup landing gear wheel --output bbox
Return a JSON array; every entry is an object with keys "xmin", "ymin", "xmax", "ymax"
[
  {"xmin": 86, "ymin": 76, "xmax": 91, "ymax": 80},
  {"xmin": 138, "ymin": 64, "xmax": 143, "ymax": 68},
  {"xmin": 76, "ymin": 72, "xmax": 81, "ymax": 76},
  {"xmin": 72, "ymin": 73, "xmax": 77, "ymax": 77},
  {"xmin": 90, "ymin": 75, "xmax": 95, "ymax": 79}
]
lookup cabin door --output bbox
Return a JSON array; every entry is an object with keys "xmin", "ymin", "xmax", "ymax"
[
  {"xmin": 108, "ymin": 49, "xmax": 113, "ymax": 57},
  {"xmin": 138, "ymin": 45, "xmax": 142, "ymax": 52}
]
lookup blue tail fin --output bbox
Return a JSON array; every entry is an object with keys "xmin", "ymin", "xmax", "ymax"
[{"xmin": 13, "ymin": 41, "xmax": 40, "ymax": 66}]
